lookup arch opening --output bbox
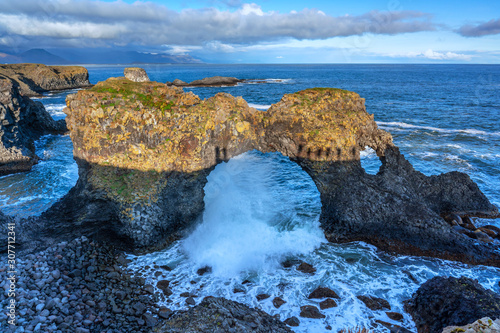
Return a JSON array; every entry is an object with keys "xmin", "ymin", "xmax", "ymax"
[
  {"xmin": 360, "ymin": 146, "xmax": 383, "ymax": 175},
  {"xmin": 182, "ymin": 150, "xmax": 325, "ymax": 276}
]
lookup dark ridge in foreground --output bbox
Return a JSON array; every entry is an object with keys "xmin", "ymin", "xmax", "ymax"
[{"xmin": 4, "ymin": 67, "xmax": 499, "ymax": 268}]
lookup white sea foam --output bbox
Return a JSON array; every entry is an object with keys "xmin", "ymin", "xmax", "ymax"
[
  {"xmin": 377, "ymin": 121, "xmax": 500, "ymax": 137},
  {"xmin": 183, "ymin": 152, "xmax": 325, "ymax": 277},
  {"xmin": 248, "ymin": 103, "xmax": 271, "ymax": 110},
  {"xmin": 44, "ymin": 104, "xmax": 66, "ymax": 117}
]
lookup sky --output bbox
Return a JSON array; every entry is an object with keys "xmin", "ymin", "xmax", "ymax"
[{"xmin": 0, "ymin": 0, "xmax": 499, "ymax": 63}]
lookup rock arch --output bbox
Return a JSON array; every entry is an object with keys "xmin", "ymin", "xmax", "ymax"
[{"xmin": 43, "ymin": 75, "xmax": 500, "ymax": 266}]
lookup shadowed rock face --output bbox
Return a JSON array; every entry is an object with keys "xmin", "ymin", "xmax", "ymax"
[
  {"xmin": 41, "ymin": 76, "xmax": 500, "ymax": 265},
  {"xmin": 0, "ymin": 76, "xmax": 67, "ymax": 175},
  {"xmin": 0, "ymin": 63, "xmax": 91, "ymax": 97}
]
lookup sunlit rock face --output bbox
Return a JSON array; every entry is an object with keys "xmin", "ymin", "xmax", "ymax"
[{"xmin": 42, "ymin": 74, "xmax": 499, "ymax": 266}]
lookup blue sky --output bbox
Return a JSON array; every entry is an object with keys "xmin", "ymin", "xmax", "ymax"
[{"xmin": 1, "ymin": 0, "xmax": 499, "ymax": 63}]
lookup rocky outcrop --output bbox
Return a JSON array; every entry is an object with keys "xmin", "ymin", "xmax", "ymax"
[
  {"xmin": 40, "ymin": 75, "xmax": 500, "ymax": 266},
  {"xmin": 167, "ymin": 76, "xmax": 242, "ymax": 87},
  {"xmin": 153, "ymin": 296, "xmax": 292, "ymax": 332},
  {"xmin": 0, "ymin": 64, "xmax": 91, "ymax": 97},
  {"xmin": 404, "ymin": 276, "xmax": 500, "ymax": 333},
  {"xmin": 124, "ymin": 67, "xmax": 150, "ymax": 83},
  {"xmin": 442, "ymin": 317, "xmax": 500, "ymax": 333},
  {"xmin": 0, "ymin": 76, "xmax": 67, "ymax": 175}
]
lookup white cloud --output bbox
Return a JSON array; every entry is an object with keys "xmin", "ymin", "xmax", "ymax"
[
  {"xmin": 239, "ymin": 3, "xmax": 264, "ymax": 16},
  {"xmin": 0, "ymin": 0, "xmax": 436, "ymax": 50},
  {"xmin": 388, "ymin": 49, "xmax": 472, "ymax": 61}
]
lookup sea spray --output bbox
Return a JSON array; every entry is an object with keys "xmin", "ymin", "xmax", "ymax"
[{"xmin": 182, "ymin": 151, "xmax": 325, "ymax": 277}]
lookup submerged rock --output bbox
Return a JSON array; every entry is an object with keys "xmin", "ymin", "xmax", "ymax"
[
  {"xmin": 154, "ymin": 296, "xmax": 292, "ymax": 332},
  {"xmin": 404, "ymin": 276, "xmax": 500, "ymax": 333},
  {"xmin": 0, "ymin": 63, "xmax": 91, "ymax": 96},
  {"xmin": 37, "ymin": 70, "xmax": 500, "ymax": 267},
  {"xmin": 308, "ymin": 287, "xmax": 340, "ymax": 300},
  {"xmin": 299, "ymin": 305, "xmax": 325, "ymax": 319},
  {"xmin": 356, "ymin": 295, "xmax": 391, "ymax": 311}
]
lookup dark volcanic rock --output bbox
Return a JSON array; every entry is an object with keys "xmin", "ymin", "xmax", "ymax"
[
  {"xmin": 297, "ymin": 262, "xmax": 316, "ymax": 274},
  {"xmin": 284, "ymin": 316, "xmax": 300, "ymax": 327},
  {"xmin": 0, "ymin": 76, "xmax": 67, "ymax": 175},
  {"xmin": 273, "ymin": 297, "xmax": 286, "ymax": 308},
  {"xmin": 308, "ymin": 287, "xmax": 340, "ymax": 299},
  {"xmin": 386, "ymin": 312, "xmax": 404, "ymax": 322},
  {"xmin": 39, "ymin": 71, "xmax": 500, "ymax": 267},
  {"xmin": 154, "ymin": 296, "xmax": 292, "ymax": 332},
  {"xmin": 124, "ymin": 67, "xmax": 150, "ymax": 83},
  {"xmin": 319, "ymin": 298, "xmax": 338, "ymax": 310},
  {"xmin": 169, "ymin": 76, "xmax": 242, "ymax": 87},
  {"xmin": 299, "ymin": 305, "xmax": 325, "ymax": 319},
  {"xmin": 404, "ymin": 276, "xmax": 500, "ymax": 333},
  {"xmin": 0, "ymin": 64, "xmax": 91, "ymax": 96},
  {"xmin": 357, "ymin": 295, "xmax": 391, "ymax": 311}
]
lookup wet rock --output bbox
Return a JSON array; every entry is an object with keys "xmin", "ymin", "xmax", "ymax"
[
  {"xmin": 273, "ymin": 297, "xmax": 286, "ymax": 308},
  {"xmin": 376, "ymin": 320, "xmax": 413, "ymax": 333},
  {"xmin": 186, "ymin": 297, "xmax": 196, "ymax": 306},
  {"xmin": 256, "ymin": 294, "xmax": 270, "ymax": 301},
  {"xmin": 156, "ymin": 280, "xmax": 170, "ymax": 292},
  {"xmin": 308, "ymin": 287, "xmax": 340, "ymax": 299},
  {"xmin": 281, "ymin": 258, "xmax": 301, "ymax": 268},
  {"xmin": 297, "ymin": 262, "xmax": 316, "ymax": 274},
  {"xmin": 356, "ymin": 295, "xmax": 391, "ymax": 311},
  {"xmin": 124, "ymin": 67, "xmax": 150, "ymax": 83},
  {"xmin": 196, "ymin": 266, "xmax": 212, "ymax": 276},
  {"xmin": 319, "ymin": 298, "xmax": 338, "ymax": 310},
  {"xmin": 158, "ymin": 306, "xmax": 172, "ymax": 319},
  {"xmin": 156, "ymin": 296, "xmax": 292, "ymax": 332},
  {"xmin": 284, "ymin": 316, "xmax": 300, "ymax": 327},
  {"xmin": 386, "ymin": 312, "xmax": 404, "ymax": 322},
  {"xmin": 233, "ymin": 287, "xmax": 245, "ymax": 294},
  {"xmin": 299, "ymin": 305, "xmax": 325, "ymax": 319},
  {"xmin": 404, "ymin": 276, "xmax": 500, "ymax": 333}
]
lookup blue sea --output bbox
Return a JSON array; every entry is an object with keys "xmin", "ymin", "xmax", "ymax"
[{"xmin": 1, "ymin": 64, "xmax": 499, "ymax": 332}]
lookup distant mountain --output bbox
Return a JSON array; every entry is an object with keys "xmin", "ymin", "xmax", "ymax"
[
  {"xmin": 18, "ymin": 49, "xmax": 70, "ymax": 65},
  {"xmin": 54, "ymin": 49, "xmax": 202, "ymax": 64},
  {"xmin": 0, "ymin": 48, "xmax": 202, "ymax": 65},
  {"xmin": 0, "ymin": 49, "xmax": 68, "ymax": 65}
]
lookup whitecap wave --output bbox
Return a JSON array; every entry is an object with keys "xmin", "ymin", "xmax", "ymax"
[
  {"xmin": 248, "ymin": 103, "xmax": 271, "ymax": 110},
  {"xmin": 377, "ymin": 121, "xmax": 500, "ymax": 137}
]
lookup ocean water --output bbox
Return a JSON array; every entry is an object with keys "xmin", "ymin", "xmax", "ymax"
[{"xmin": 1, "ymin": 65, "xmax": 499, "ymax": 331}]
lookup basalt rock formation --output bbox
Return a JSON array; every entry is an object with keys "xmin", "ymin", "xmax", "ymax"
[
  {"xmin": 0, "ymin": 63, "xmax": 91, "ymax": 97},
  {"xmin": 0, "ymin": 76, "xmax": 67, "ymax": 175},
  {"xmin": 404, "ymin": 276, "xmax": 500, "ymax": 333},
  {"xmin": 167, "ymin": 76, "xmax": 243, "ymax": 87},
  {"xmin": 41, "ymin": 73, "xmax": 500, "ymax": 266}
]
